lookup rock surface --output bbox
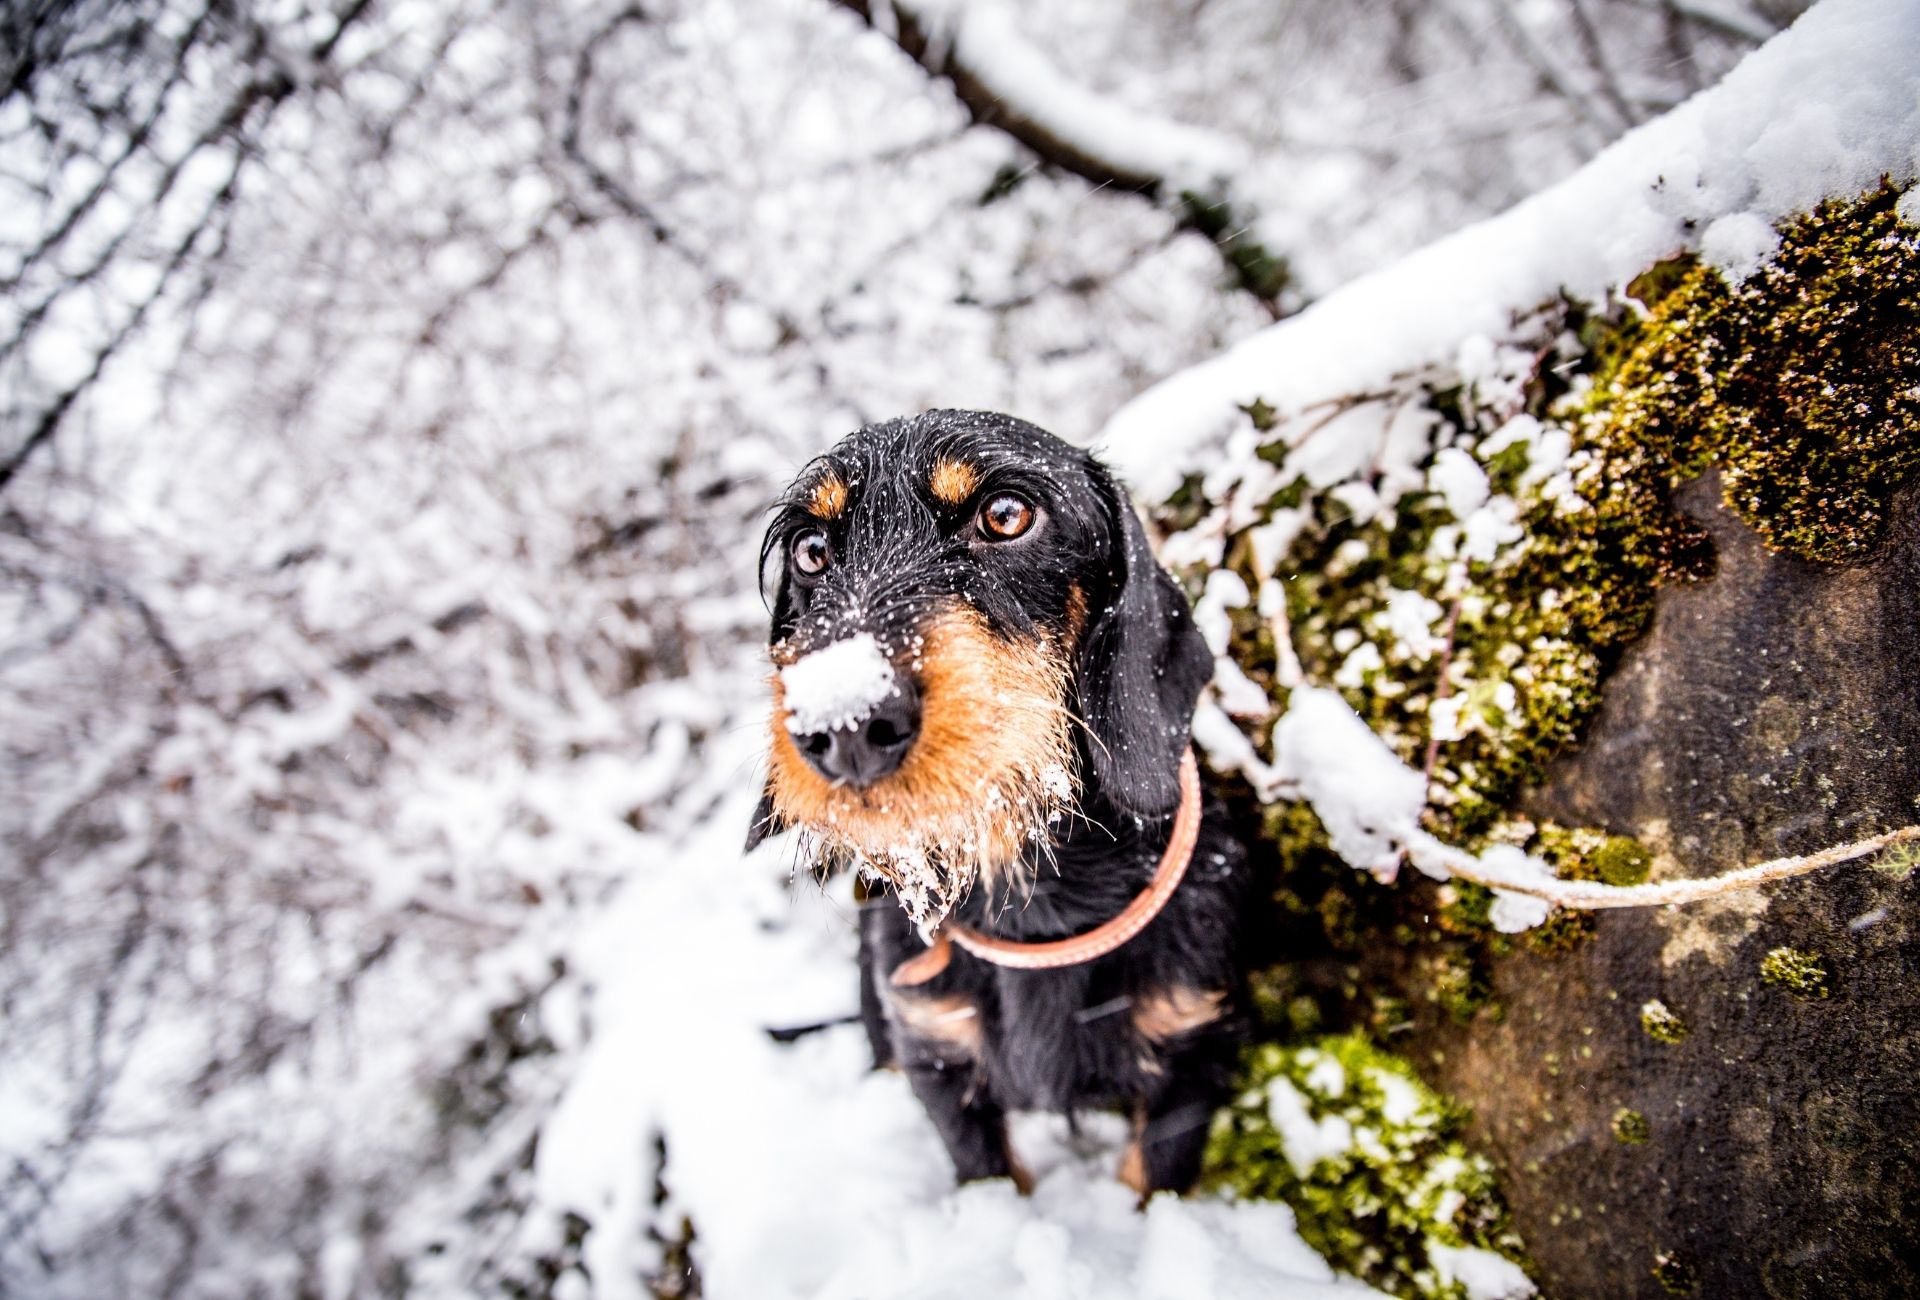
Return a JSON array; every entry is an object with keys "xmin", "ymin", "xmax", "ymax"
[{"xmin": 1398, "ymin": 474, "xmax": 1920, "ymax": 1298}]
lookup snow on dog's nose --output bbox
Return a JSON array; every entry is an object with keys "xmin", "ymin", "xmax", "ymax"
[{"xmin": 780, "ymin": 634, "xmax": 920, "ymax": 788}]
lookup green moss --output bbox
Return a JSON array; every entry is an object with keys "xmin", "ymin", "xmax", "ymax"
[
  {"xmin": 1523, "ymin": 906, "xmax": 1596, "ymax": 954},
  {"xmin": 1430, "ymin": 950, "xmax": 1496, "ymax": 1025},
  {"xmin": 1583, "ymin": 183, "xmax": 1920, "ymax": 563},
  {"xmin": 1652, "ymin": 1251, "xmax": 1698, "ymax": 1295},
  {"xmin": 1640, "ymin": 999, "xmax": 1689, "ymax": 1044},
  {"xmin": 1586, "ymin": 836, "xmax": 1653, "ymax": 887},
  {"xmin": 1759, "ymin": 946, "xmax": 1831, "ymax": 1000},
  {"xmin": 1201, "ymin": 1034, "xmax": 1532, "ymax": 1300},
  {"xmin": 1870, "ymin": 839, "xmax": 1920, "ymax": 881},
  {"xmin": 1611, "ymin": 1108, "xmax": 1651, "ymax": 1144}
]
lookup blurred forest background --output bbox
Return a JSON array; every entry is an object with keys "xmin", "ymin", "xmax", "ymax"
[{"xmin": 1, "ymin": 0, "xmax": 1806, "ymax": 1295}]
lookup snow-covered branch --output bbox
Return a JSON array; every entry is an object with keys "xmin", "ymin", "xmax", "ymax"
[
  {"xmin": 1102, "ymin": 0, "xmax": 1920, "ymax": 498},
  {"xmin": 831, "ymin": 0, "xmax": 1292, "ymax": 313}
]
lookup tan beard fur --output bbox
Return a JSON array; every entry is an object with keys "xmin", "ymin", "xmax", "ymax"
[{"xmin": 766, "ymin": 606, "xmax": 1078, "ymax": 930}]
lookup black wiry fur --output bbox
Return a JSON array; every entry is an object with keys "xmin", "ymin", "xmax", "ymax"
[{"xmin": 757, "ymin": 409, "xmax": 1250, "ymax": 1195}]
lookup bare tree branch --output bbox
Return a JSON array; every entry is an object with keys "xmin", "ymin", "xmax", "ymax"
[
  {"xmin": 828, "ymin": 0, "xmax": 1293, "ymax": 315},
  {"xmin": 1423, "ymin": 825, "xmax": 1920, "ymax": 911}
]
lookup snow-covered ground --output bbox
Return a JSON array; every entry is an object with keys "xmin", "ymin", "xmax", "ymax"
[{"xmin": 524, "ymin": 730, "xmax": 1397, "ymax": 1300}]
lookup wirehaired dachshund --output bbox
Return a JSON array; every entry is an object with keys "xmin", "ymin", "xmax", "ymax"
[{"xmin": 749, "ymin": 409, "xmax": 1249, "ymax": 1195}]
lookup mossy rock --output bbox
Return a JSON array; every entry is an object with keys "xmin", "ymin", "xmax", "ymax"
[
  {"xmin": 1367, "ymin": 472, "xmax": 1920, "ymax": 1299},
  {"xmin": 1582, "ymin": 184, "xmax": 1920, "ymax": 563},
  {"xmin": 1171, "ymin": 184, "xmax": 1920, "ymax": 1299},
  {"xmin": 1201, "ymin": 1034, "xmax": 1531, "ymax": 1300}
]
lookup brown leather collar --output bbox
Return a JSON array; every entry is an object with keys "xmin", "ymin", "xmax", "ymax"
[{"xmin": 890, "ymin": 748, "xmax": 1202, "ymax": 987}]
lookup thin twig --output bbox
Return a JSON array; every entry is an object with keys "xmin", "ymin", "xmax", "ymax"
[
  {"xmin": 1418, "ymin": 592, "xmax": 1465, "ymax": 801},
  {"xmin": 1419, "ymin": 824, "xmax": 1920, "ymax": 911}
]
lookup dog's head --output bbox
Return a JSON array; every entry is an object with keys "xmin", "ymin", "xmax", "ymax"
[{"xmin": 749, "ymin": 410, "xmax": 1211, "ymax": 925}]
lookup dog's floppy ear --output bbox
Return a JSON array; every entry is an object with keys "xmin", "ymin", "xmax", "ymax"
[
  {"xmin": 749, "ymin": 520, "xmax": 795, "ymax": 853},
  {"xmin": 745, "ymin": 782, "xmax": 787, "ymax": 852},
  {"xmin": 1076, "ymin": 465, "xmax": 1213, "ymax": 819}
]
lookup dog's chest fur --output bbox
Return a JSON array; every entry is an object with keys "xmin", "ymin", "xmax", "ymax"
[{"xmin": 862, "ymin": 810, "xmax": 1248, "ymax": 1114}]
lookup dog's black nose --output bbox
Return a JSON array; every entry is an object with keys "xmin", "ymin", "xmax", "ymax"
[{"xmin": 794, "ymin": 681, "xmax": 920, "ymax": 788}]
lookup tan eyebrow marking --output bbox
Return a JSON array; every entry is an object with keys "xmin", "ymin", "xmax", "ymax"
[
  {"xmin": 808, "ymin": 474, "xmax": 848, "ymax": 519},
  {"xmin": 929, "ymin": 457, "xmax": 979, "ymax": 506}
]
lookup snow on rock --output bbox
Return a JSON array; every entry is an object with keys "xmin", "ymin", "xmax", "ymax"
[
  {"xmin": 1486, "ymin": 889, "xmax": 1555, "ymax": 935},
  {"xmin": 534, "ymin": 735, "xmax": 1392, "ymax": 1300},
  {"xmin": 1384, "ymin": 588, "xmax": 1444, "ymax": 660},
  {"xmin": 1458, "ymin": 497, "xmax": 1525, "ymax": 564},
  {"xmin": 1194, "ymin": 568, "xmax": 1252, "ymax": 656},
  {"xmin": 1265, "ymin": 1077, "xmax": 1357, "ymax": 1181},
  {"xmin": 1427, "ymin": 447, "xmax": 1489, "ymax": 520},
  {"xmin": 1699, "ymin": 210, "xmax": 1781, "ymax": 280},
  {"xmin": 1214, "ymin": 656, "xmax": 1275, "ymax": 719},
  {"xmin": 1103, "ymin": 0, "xmax": 1920, "ymax": 498},
  {"xmin": 1267, "ymin": 687, "xmax": 1562, "ymax": 929},
  {"xmin": 1192, "ymin": 697, "xmax": 1289, "ymax": 801},
  {"xmin": 1429, "ymin": 1242, "xmax": 1539, "ymax": 1300},
  {"xmin": 1271, "ymin": 686, "xmax": 1425, "ymax": 875},
  {"xmin": 778, "ymin": 633, "xmax": 897, "ymax": 733}
]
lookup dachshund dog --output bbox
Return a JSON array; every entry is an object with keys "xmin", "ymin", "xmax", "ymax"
[{"xmin": 749, "ymin": 409, "xmax": 1249, "ymax": 1196}]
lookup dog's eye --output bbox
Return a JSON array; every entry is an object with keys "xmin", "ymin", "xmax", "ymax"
[
  {"xmin": 791, "ymin": 529, "xmax": 830, "ymax": 576},
  {"xmin": 977, "ymin": 493, "xmax": 1035, "ymax": 541}
]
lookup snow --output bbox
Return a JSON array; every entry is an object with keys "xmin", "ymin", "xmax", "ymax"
[
  {"xmin": 1214, "ymin": 655, "xmax": 1274, "ymax": 719},
  {"xmin": 922, "ymin": 1, "xmax": 1251, "ymax": 192},
  {"xmin": 1428, "ymin": 447, "xmax": 1490, "ymax": 520},
  {"xmin": 1411, "ymin": 842, "xmax": 1560, "ymax": 934},
  {"xmin": 533, "ymin": 736, "xmax": 1392, "ymax": 1300},
  {"xmin": 1267, "ymin": 687, "xmax": 1562, "ymax": 929},
  {"xmin": 1384, "ymin": 588, "xmax": 1444, "ymax": 660},
  {"xmin": 1270, "ymin": 686, "xmax": 1426, "ymax": 875},
  {"xmin": 1302, "ymin": 1051, "xmax": 1347, "ymax": 1099},
  {"xmin": 1699, "ymin": 210, "xmax": 1781, "ymax": 280},
  {"xmin": 1103, "ymin": 0, "xmax": 1920, "ymax": 498},
  {"xmin": 1194, "ymin": 567, "xmax": 1252, "ymax": 655},
  {"xmin": 1264, "ymin": 1077, "xmax": 1356, "ymax": 1179},
  {"xmin": 1487, "ymin": 889, "xmax": 1555, "ymax": 935},
  {"xmin": 1429, "ymin": 1242, "xmax": 1539, "ymax": 1300},
  {"xmin": 779, "ymin": 633, "xmax": 898, "ymax": 733},
  {"xmin": 1191, "ymin": 697, "xmax": 1288, "ymax": 801},
  {"xmin": 1370, "ymin": 1069, "xmax": 1424, "ymax": 1126}
]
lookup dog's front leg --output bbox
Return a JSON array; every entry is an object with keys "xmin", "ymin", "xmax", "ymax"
[
  {"xmin": 879, "ymin": 975, "xmax": 1030, "ymax": 1191},
  {"xmin": 900, "ymin": 1052, "xmax": 1028, "ymax": 1190},
  {"xmin": 1123, "ymin": 1033, "xmax": 1237, "ymax": 1196}
]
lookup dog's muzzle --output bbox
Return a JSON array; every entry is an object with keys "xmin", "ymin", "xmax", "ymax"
[{"xmin": 791, "ymin": 675, "xmax": 921, "ymax": 788}]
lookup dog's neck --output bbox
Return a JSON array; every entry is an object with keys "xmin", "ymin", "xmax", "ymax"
[{"xmin": 951, "ymin": 775, "xmax": 1187, "ymax": 942}]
